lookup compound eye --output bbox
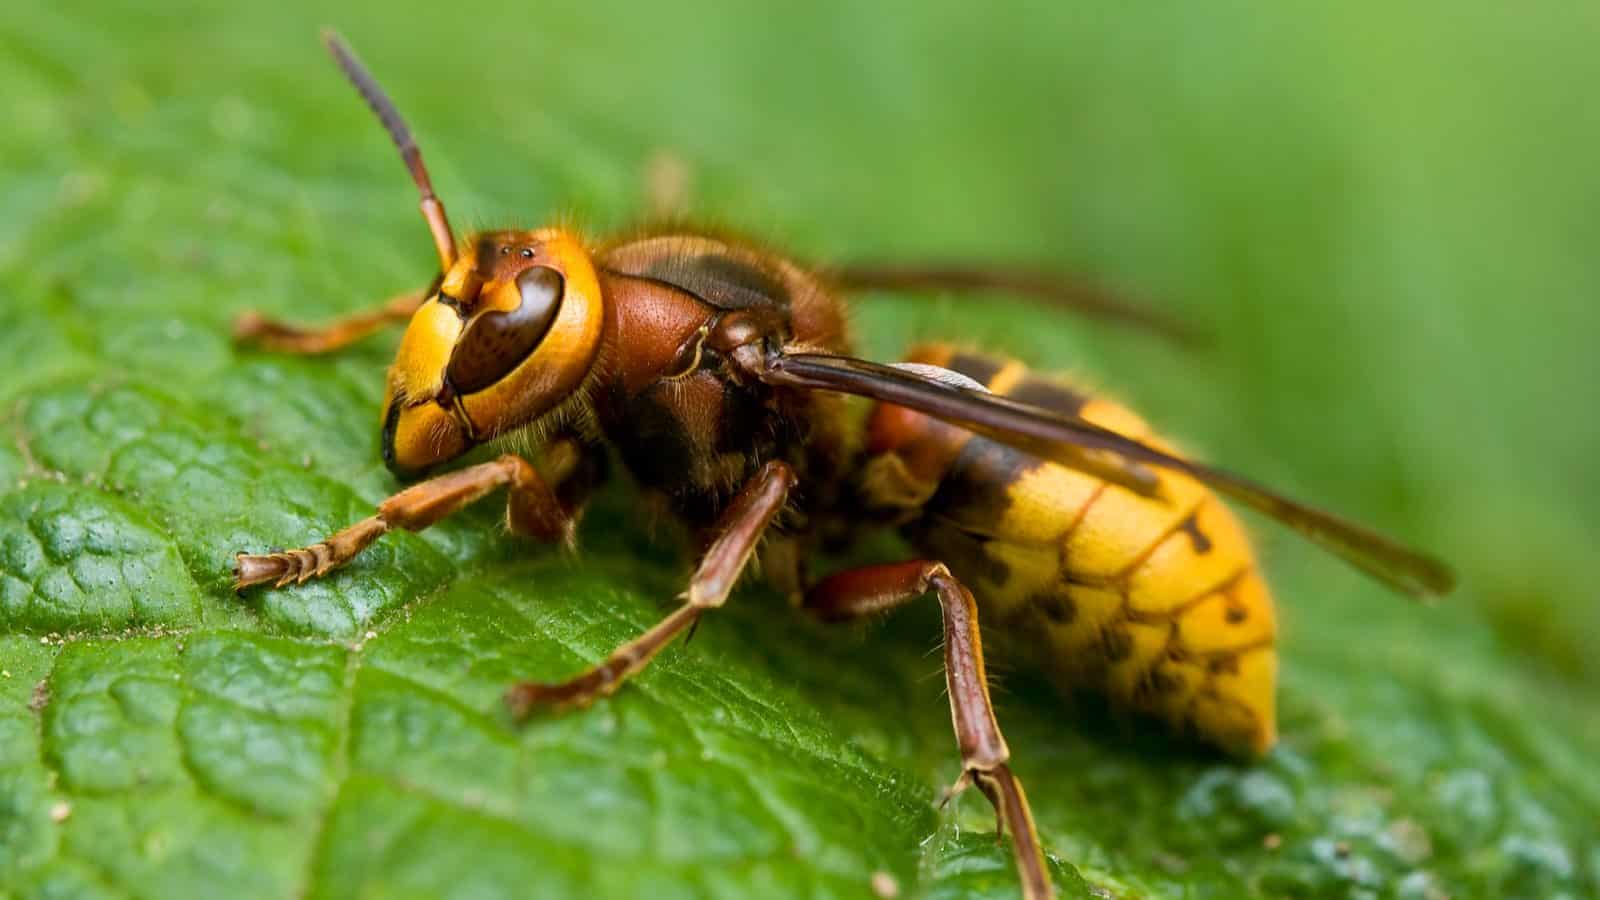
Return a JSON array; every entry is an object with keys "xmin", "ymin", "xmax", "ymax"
[{"xmin": 446, "ymin": 265, "xmax": 565, "ymax": 393}]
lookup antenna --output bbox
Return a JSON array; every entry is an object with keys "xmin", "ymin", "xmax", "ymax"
[{"xmin": 322, "ymin": 29, "xmax": 457, "ymax": 270}]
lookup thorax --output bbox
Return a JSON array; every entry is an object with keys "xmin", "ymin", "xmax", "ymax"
[{"xmin": 588, "ymin": 232, "xmax": 851, "ymax": 530}]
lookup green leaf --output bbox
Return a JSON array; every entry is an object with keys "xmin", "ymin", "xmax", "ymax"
[{"xmin": 2, "ymin": 2, "xmax": 1597, "ymax": 899}]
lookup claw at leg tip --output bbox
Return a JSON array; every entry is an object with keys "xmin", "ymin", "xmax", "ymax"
[
  {"xmin": 232, "ymin": 311, "xmax": 271, "ymax": 344},
  {"xmin": 504, "ymin": 684, "xmax": 540, "ymax": 721},
  {"xmin": 505, "ymin": 681, "xmax": 602, "ymax": 721},
  {"xmin": 938, "ymin": 771, "xmax": 972, "ymax": 810}
]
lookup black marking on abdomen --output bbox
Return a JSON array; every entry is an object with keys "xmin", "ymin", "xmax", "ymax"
[
  {"xmin": 924, "ymin": 437, "xmax": 1043, "ymax": 526},
  {"xmin": 1177, "ymin": 511, "xmax": 1213, "ymax": 554},
  {"xmin": 1208, "ymin": 654, "xmax": 1241, "ymax": 675},
  {"xmin": 1102, "ymin": 625, "xmax": 1134, "ymax": 663},
  {"xmin": 1005, "ymin": 375, "xmax": 1091, "ymax": 418},
  {"xmin": 1135, "ymin": 664, "xmax": 1186, "ymax": 704},
  {"xmin": 943, "ymin": 352, "xmax": 1005, "ymax": 388},
  {"xmin": 1037, "ymin": 589, "xmax": 1077, "ymax": 625}
]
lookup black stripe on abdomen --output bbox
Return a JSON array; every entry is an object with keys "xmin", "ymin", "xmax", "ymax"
[{"xmin": 1003, "ymin": 374, "xmax": 1090, "ymax": 418}]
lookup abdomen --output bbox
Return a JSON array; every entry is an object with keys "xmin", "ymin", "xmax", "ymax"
[{"xmin": 860, "ymin": 344, "xmax": 1278, "ymax": 755}]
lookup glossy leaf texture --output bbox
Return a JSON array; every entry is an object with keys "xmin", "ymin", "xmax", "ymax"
[{"xmin": 2, "ymin": 1, "xmax": 1598, "ymax": 898}]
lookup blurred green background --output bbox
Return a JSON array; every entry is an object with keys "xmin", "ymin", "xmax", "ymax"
[{"xmin": 1, "ymin": 1, "xmax": 1597, "ymax": 898}]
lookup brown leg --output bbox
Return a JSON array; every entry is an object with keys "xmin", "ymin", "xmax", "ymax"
[
  {"xmin": 233, "ymin": 290, "xmax": 425, "ymax": 354},
  {"xmin": 233, "ymin": 448, "xmax": 575, "ymax": 591},
  {"xmin": 505, "ymin": 460, "xmax": 795, "ymax": 717},
  {"xmin": 807, "ymin": 561, "xmax": 1054, "ymax": 900},
  {"xmin": 826, "ymin": 263, "xmax": 1200, "ymax": 347}
]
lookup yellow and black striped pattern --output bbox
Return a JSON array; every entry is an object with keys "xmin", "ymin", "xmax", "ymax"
[{"xmin": 864, "ymin": 344, "xmax": 1277, "ymax": 755}]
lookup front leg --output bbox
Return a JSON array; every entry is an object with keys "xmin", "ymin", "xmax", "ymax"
[
  {"xmin": 505, "ymin": 460, "xmax": 795, "ymax": 716},
  {"xmin": 233, "ymin": 442, "xmax": 585, "ymax": 590},
  {"xmin": 234, "ymin": 289, "xmax": 425, "ymax": 355}
]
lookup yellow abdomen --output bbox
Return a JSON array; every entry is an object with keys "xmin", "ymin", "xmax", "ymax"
[{"xmin": 863, "ymin": 346, "xmax": 1277, "ymax": 755}]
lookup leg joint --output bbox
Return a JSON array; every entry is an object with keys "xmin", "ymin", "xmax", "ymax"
[{"xmin": 920, "ymin": 561, "xmax": 954, "ymax": 593}]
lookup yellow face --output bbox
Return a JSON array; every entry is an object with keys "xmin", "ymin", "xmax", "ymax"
[{"xmin": 381, "ymin": 228, "xmax": 605, "ymax": 476}]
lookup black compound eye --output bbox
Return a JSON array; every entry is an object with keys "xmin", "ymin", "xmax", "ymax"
[{"xmin": 445, "ymin": 265, "xmax": 565, "ymax": 393}]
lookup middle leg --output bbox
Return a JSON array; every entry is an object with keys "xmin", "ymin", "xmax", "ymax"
[
  {"xmin": 807, "ymin": 560, "xmax": 1054, "ymax": 900},
  {"xmin": 505, "ymin": 460, "xmax": 796, "ymax": 717}
]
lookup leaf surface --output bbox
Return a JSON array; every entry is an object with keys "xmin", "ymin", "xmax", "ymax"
[{"xmin": 2, "ymin": 2, "xmax": 1597, "ymax": 898}]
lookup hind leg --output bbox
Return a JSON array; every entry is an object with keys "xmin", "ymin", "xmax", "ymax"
[{"xmin": 806, "ymin": 560, "xmax": 1054, "ymax": 900}]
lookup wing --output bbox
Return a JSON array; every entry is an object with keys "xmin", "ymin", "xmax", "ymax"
[
  {"xmin": 751, "ymin": 349, "xmax": 1455, "ymax": 599},
  {"xmin": 826, "ymin": 262, "xmax": 1204, "ymax": 347}
]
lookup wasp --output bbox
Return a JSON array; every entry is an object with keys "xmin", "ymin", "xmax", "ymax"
[{"xmin": 231, "ymin": 32, "xmax": 1454, "ymax": 900}]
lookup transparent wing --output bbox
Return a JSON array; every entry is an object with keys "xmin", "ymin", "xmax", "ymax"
[{"xmin": 756, "ymin": 350, "xmax": 1454, "ymax": 598}]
